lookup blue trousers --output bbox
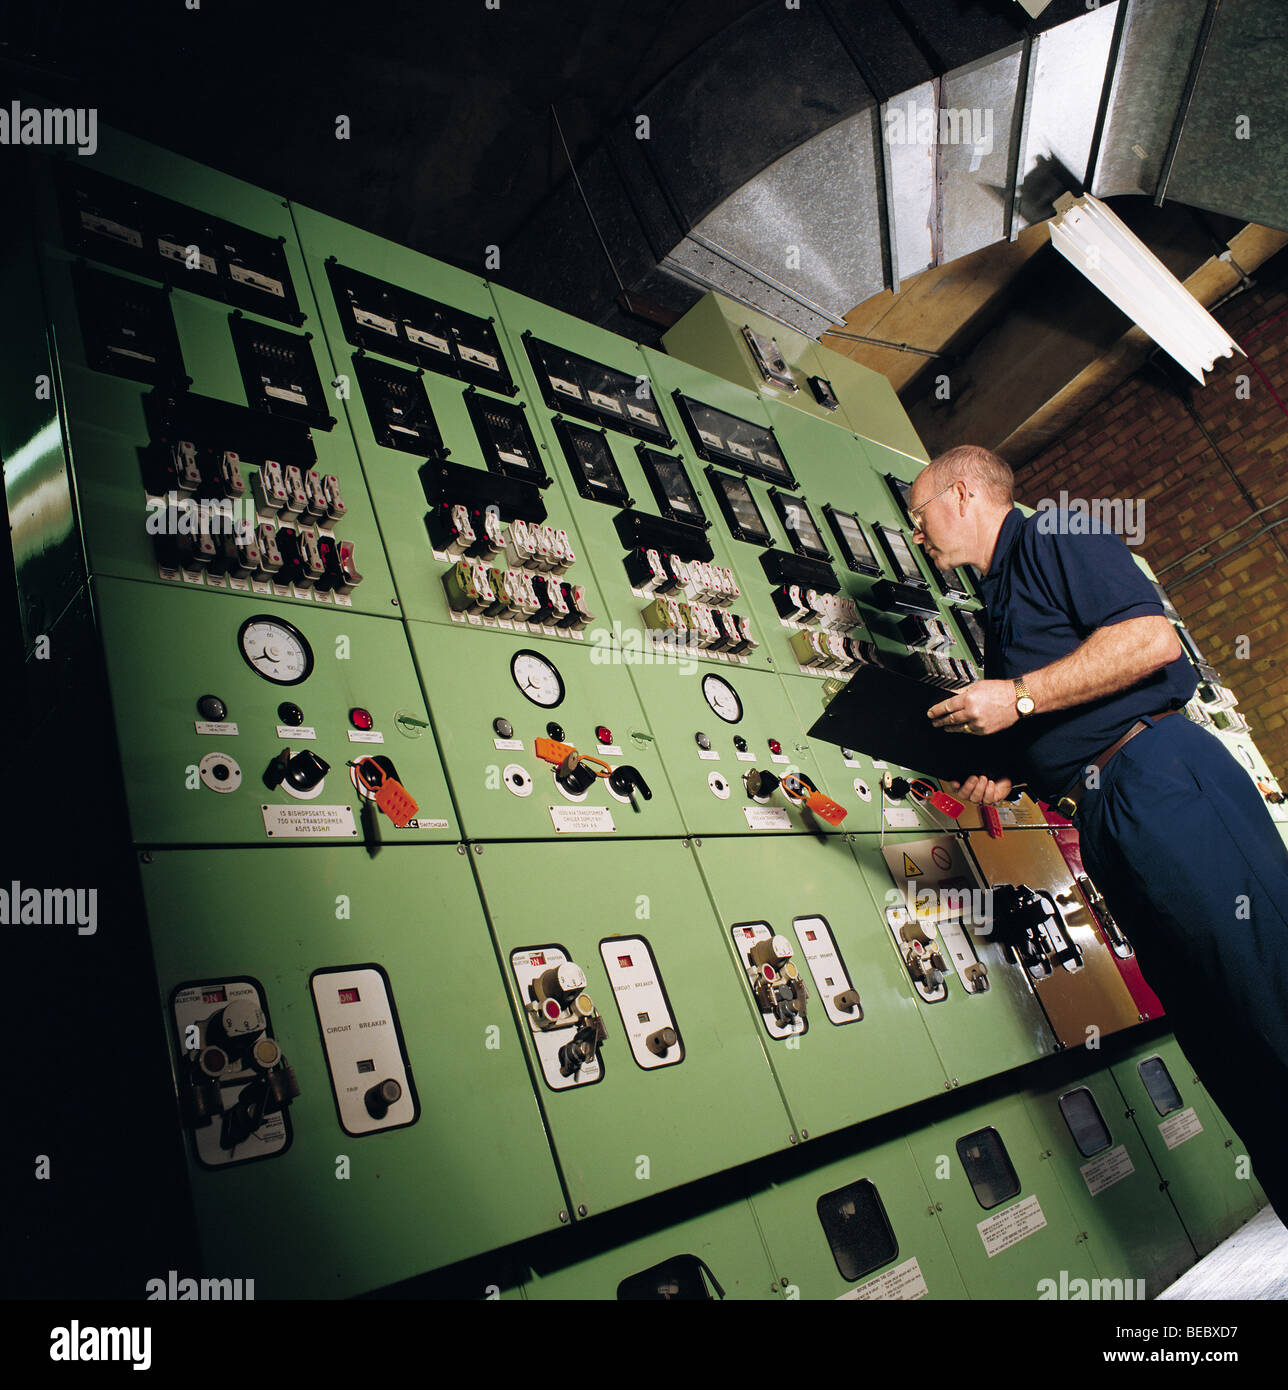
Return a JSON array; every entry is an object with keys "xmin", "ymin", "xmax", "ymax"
[{"xmin": 1075, "ymin": 712, "xmax": 1288, "ymax": 1221}]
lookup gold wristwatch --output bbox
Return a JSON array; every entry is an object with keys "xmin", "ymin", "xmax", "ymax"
[{"xmin": 1014, "ymin": 677, "xmax": 1035, "ymax": 717}]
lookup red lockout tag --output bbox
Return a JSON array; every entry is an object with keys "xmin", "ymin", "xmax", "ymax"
[
  {"xmin": 353, "ymin": 757, "xmax": 419, "ymax": 828},
  {"xmin": 374, "ymin": 777, "xmax": 418, "ymax": 829},
  {"xmin": 909, "ymin": 779, "xmax": 964, "ymax": 819},
  {"xmin": 983, "ymin": 805, "xmax": 1004, "ymax": 838},
  {"xmin": 805, "ymin": 790, "xmax": 848, "ymax": 826}
]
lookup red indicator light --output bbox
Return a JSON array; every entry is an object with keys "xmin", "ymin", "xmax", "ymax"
[
  {"xmin": 544, "ymin": 999, "xmax": 561, "ymax": 1020},
  {"xmin": 349, "ymin": 708, "xmax": 374, "ymax": 731},
  {"xmin": 762, "ymin": 964, "xmax": 776, "ymax": 981},
  {"xmin": 618, "ymin": 956, "xmax": 633, "ymax": 968},
  {"xmin": 805, "ymin": 931, "xmax": 817, "ymax": 942},
  {"xmin": 201, "ymin": 988, "xmax": 227, "ymax": 1004},
  {"xmin": 596, "ymin": 725, "xmax": 613, "ymax": 745},
  {"xmin": 768, "ymin": 738, "xmax": 782, "ymax": 755}
]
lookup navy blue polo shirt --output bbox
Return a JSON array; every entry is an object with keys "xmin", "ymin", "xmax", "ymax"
[{"xmin": 975, "ymin": 508, "xmax": 1197, "ymax": 802}]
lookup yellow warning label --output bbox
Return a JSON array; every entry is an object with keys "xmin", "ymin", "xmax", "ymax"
[{"xmin": 902, "ymin": 852, "xmax": 923, "ymax": 879}]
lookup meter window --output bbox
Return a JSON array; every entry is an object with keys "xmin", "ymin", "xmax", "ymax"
[
  {"xmin": 1058, "ymin": 1087, "xmax": 1113, "ymax": 1157},
  {"xmin": 956, "ymin": 1127, "xmax": 1021, "ymax": 1210},
  {"xmin": 816, "ymin": 1179, "xmax": 898, "ymax": 1283},
  {"xmin": 1138, "ymin": 1056, "xmax": 1184, "ymax": 1116}
]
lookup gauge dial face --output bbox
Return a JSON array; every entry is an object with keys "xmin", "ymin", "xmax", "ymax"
[
  {"xmin": 702, "ymin": 673, "xmax": 743, "ymax": 724},
  {"xmin": 237, "ymin": 616, "xmax": 314, "ymax": 685},
  {"xmin": 511, "ymin": 649, "xmax": 565, "ymax": 708}
]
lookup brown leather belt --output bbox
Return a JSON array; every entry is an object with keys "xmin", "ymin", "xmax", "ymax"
[{"xmin": 1054, "ymin": 710, "xmax": 1179, "ymax": 820}]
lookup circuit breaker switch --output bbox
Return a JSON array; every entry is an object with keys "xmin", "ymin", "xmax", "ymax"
[
  {"xmin": 364, "ymin": 1078, "xmax": 403, "ymax": 1121},
  {"xmin": 647, "ymin": 1027, "xmax": 678, "ymax": 1056},
  {"xmin": 834, "ymin": 989, "xmax": 861, "ymax": 1013}
]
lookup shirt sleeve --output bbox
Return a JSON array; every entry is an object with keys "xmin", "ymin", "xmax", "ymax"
[{"xmin": 1043, "ymin": 527, "xmax": 1164, "ymax": 637}]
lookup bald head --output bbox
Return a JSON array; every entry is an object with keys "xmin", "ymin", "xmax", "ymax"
[
  {"xmin": 907, "ymin": 444, "xmax": 1015, "ymax": 573},
  {"xmin": 922, "ymin": 445, "xmax": 1014, "ymax": 506}
]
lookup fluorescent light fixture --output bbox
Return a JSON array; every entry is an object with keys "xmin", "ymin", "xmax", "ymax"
[{"xmin": 1049, "ymin": 193, "xmax": 1244, "ymax": 384}]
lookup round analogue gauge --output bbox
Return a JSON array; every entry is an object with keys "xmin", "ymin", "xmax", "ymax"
[
  {"xmin": 237, "ymin": 615, "xmax": 314, "ymax": 685},
  {"xmin": 702, "ymin": 673, "xmax": 743, "ymax": 724},
  {"xmin": 511, "ymin": 649, "xmax": 565, "ymax": 709}
]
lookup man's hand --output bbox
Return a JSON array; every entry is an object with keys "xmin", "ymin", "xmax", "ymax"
[
  {"xmin": 927, "ymin": 680, "xmax": 1018, "ymax": 736},
  {"xmin": 947, "ymin": 775, "xmax": 1014, "ymax": 805}
]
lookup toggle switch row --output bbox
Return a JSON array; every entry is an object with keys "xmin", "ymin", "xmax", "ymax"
[
  {"xmin": 444, "ymin": 558, "xmax": 594, "ymax": 629},
  {"xmin": 430, "ymin": 503, "xmax": 576, "ymax": 576},
  {"xmin": 642, "ymin": 596, "xmax": 757, "ymax": 653},
  {"xmin": 249, "ymin": 457, "xmax": 347, "ymax": 523},
  {"xmin": 158, "ymin": 518, "xmax": 363, "ymax": 593},
  {"xmin": 625, "ymin": 548, "xmax": 740, "ymax": 607},
  {"xmin": 772, "ymin": 584, "xmax": 860, "ymax": 632}
]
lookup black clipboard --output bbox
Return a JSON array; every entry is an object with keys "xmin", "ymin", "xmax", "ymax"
[{"xmin": 806, "ymin": 661, "xmax": 1018, "ymax": 783}]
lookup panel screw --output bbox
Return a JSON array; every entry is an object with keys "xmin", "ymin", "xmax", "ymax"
[
  {"xmin": 457, "ymin": 844, "xmax": 467, "ymax": 854},
  {"xmin": 473, "ymin": 844, "xmax": 484, "ymax": 855},
  {"xmin": 139, "ymin": 851, "xmax": 153, "ymax": 864},
  {"xmin": 800, "ymin": 1129, "xmax": 808, "ymax": 1139},
  {"xmin": 577, "ymin": 1205, "xmax": 587, "ymax": 1217},
  {"xmin": 558, "ymin": 1210, "xmax": 569, "ymax": 1223},
  {"xmin": 788, "ymin": 1134, "xmax": 798, "ymax": 1144},
  {"xmin": 780, "ymin": 1277, "xmax": 789, "ymax": 1288},
  {"xmin": 693, "ymin": 837, "xmax": 702, "ymax": 847}
]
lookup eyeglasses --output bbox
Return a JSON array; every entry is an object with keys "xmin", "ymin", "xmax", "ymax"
[{"xmin": 909, "ymin": 481, "xmax": 972, "ymax": 532}]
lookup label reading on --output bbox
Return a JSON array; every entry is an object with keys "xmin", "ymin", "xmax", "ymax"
[
  {"xmin": 977, "ymin": 1194, "xmax": 1047, "ymax": 1258},
  {"xmin": 1081, "ymin": 1145, "xmax": 1135, "ymax": 1196},
  {"xmin": 1160, "ymin": 1107, "xmax": 1203, "ymax": 1150}
]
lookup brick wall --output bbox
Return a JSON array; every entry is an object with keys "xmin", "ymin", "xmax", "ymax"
[{"xmin": 1014, "ymin": 249, "xmax": 1288, "ymax": 780}]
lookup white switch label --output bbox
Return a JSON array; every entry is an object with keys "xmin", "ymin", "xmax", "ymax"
[
  {"xmin": 311, "ymin": 966, "xmax": 416, "ymax": 1136},
  {"xmin": 1081, "ymin": 1144, "xmax": 1135, "ymax": 1196},
  {"xmin": 1160, "ymin": 1107, "xmax": 1203, "ymax": 1150},
  {"xmin": 744, "ymin": 807, "xmax": 791, "ymax": 830},
  {"xmin": 599, "ymin": 938, "xmax": 683, "ymax": 1069},
  {"xmin": 838, "ymin": 1256, "xmax": 928, "ymax": 1301},
  {"xmin": 792, "ymin": 917, "xmax": 861, "ymax": 1025},
  {"xmin": 261, "ymin": 804, "xmax": 358, "ymax": 838},
  {"xmin": 977, "ymin": 1194, "xmax": 1047, "ymax": 1258}
]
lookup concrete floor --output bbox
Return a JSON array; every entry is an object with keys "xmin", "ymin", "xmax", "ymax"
[{"xmin": 1157, "ymin": 1207, "xmax": 1288, "ymax": 1300}]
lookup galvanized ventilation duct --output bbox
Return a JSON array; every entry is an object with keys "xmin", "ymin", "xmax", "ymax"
[{"xmin": 502, "ymin": 0, "xmax": 1287, "ymax": 341}]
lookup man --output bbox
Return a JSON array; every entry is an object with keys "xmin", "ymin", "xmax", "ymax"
[{"xmin": 910, "ymin": 444, "xmax": 1288, "ymax": 1220}]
